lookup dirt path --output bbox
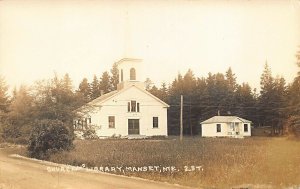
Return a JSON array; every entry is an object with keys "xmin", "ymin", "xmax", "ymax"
[{"xmin": 0, "ymin": 149, "xmax": 192, "ymax": 189}]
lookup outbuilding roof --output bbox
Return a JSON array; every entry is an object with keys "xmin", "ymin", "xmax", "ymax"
[{"xmin": 200, "ymin": 116, "xmax": 251, "ymax": 124}]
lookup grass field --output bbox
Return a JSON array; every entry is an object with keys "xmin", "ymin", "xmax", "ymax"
[{"xmin": 44, "ymin": 137, "xmax": 300, "ymax": 188}]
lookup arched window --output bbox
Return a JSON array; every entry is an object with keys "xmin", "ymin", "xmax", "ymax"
[
  {"xmin": 130, "ymin": 68, "xmax": 136, "ymax": 80},
  {"xmin": 121, "ymin": 69, "xmax": 123, "ymax": 82}
]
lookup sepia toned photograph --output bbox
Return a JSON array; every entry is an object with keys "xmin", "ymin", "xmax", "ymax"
[{"xmin": 0, "ymin": 0, "xmax": 300, "ymax": 188}]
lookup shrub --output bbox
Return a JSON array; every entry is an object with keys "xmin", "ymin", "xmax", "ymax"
[
  {"xmin": 1, "ymin": 123, "xmax": 30, "ymax": 144},
  {"xmin": 110, "ymin": 133, "xmax": 122, "ymax": 139},
  {"xmin": 1, "ymin": 123, "xmax": 22, "ymax": 139},
  {"xmin": 82, "ymin": 128, "xmax": 98, "ymax": 139},
  {"xmin": 28, "ymin": 119, "xmax": 73, "ymax": 159}
]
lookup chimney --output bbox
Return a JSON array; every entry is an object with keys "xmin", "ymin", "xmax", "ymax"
[
  {"xmin": 100, "ymin": 90, "xmax": 104, "ymax": 96},
  {"xmin": 217, "ymin": 110, "xmax": 220, "ymax": 116}
]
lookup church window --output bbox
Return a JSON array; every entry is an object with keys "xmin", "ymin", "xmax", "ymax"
[
  {"xmin": 121, "ymin": 69, "xmax": 123, "ymax": 82},
  {"xmin": 108, "ymin": 116, "xmax": 115, "ymax": 128},
  {"xmin": 131, "ymin": 100, "xmax": 136, "ymax": 112},
  {"xmin": 130, "ymin": 68, "xmax": 136, "ymax": 80},
  {"xmin": 128, "ymin": 101, "xmax": 140, "ymax": 112},
  {"xmin": 153, "ymin": 117, "xmax": 158, "ymax": 128}
]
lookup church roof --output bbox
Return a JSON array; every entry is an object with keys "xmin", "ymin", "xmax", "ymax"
[
  {"xmin": 89, "ymin": 90, "xmax": 119, "ymax": 105},
  {"xmin": 116, "ymin": 58, "xmax": 142, "ymax": 65},
  {"xmin": 201, "ymin": 116, "xmax": 251, "ymax": 124},
  {"xmin": 87, "ymin": 85, "xmax": 169, "ymax": 108}
]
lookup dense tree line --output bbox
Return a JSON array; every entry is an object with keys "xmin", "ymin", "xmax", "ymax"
[
  {"xmin": 0, "ymin": 52, "xmax": 300, "ymax": 142},
  {"xmin": 0, "ymin": 63, "xmax": 119, "ymax": 143},
  {"xmin": 149, "ymin": 58, "xmax": 300, "ymax": 136},
  {"xmin": 148, "ymin": 68, "xmax": 257, "ymax": 135},
  {"xmin": 78, "ymin": 62, "xmax": 119, "ymax": 101}
]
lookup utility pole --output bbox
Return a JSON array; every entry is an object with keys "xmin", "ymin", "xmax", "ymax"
[
  {"xmin": 189, "ymin": 96, "xmax": 192, "ymax": 136},
  {"xmin": 180, "ymin": 95, "xmax": 183, "ymax": 141}
]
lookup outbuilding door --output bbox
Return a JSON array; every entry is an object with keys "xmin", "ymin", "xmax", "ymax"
[
  {"xmin": 128, "ymin": 119, "xmax": 140, "ymax": 135},
  {"xmin": 235, "ymin": 122, "xmax": 240, "ymax": 134}
]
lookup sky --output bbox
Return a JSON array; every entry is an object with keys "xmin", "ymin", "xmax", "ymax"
[{"xmin": 1, "ymin": 0, "xmax": 300, "ymax": 93}]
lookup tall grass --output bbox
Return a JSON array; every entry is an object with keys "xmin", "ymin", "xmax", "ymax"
[{"xmin": 49, "ymin": 137, "xmax": 300, "ymax": 188}]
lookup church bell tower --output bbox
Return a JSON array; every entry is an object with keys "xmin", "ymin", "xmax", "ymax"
[
  {"xmin": 117, "ymin": 58, "xmax": 145, "ymax": 90},
  {"xmin": 116, "ymin": 6, "xmax": 145, "ymax": 91}
]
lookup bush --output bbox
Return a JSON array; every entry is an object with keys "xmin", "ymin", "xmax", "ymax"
[
  {"xmin": 28, "ymin": 119, "xmax": 73, "ymax": 159},
  {"xmin": 82, "ymin": 128, "xmax": 98, "ymax": 139},
  {"xmin": 1, "ymin": 123, "xmax": 30, "ymax": 144},
  {"xmin": 1, "ymin": 123, "xmax": 22, "ymax": 139}
]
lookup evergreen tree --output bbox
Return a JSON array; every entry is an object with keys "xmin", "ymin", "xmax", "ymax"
[
  {"xmin": 145, "ymin": 78, "xmax": 153, "ymax": 91},
  {"xmin": 0, "ymin": 76, "xmax": 9, "ymax": 113},
  {"xmin": 33, "ymin": 79, "xmax": 56, "ymax": 120},
  {"xmin": 225, "ymin": 67, "xmax": 237, "ymax": 92},
  {"xmin": 168, "ymin": 73, "xmax": 184, "ymax": 135},
  {"xmin": 195, "ymin": 77, "xmax": 209, "ymax": 121},
  {"xmin": 4, "ymin": 85, "xmax": 34, "ymax": 139},
  {"xmin": 235, "ymin": 83, "xmax": 257, "ymax": 123},
  {"xmin": 11, "ymin": 87, "xmax": 17, "ymax": 102},
  {"xmin": 273, "ymin": 76, "xmax": 287, "ymax": 134},
  {"xmin": 77, "ymin": 78, "xmax": 91, "ymax": 102},
  {"xmin": 148, "ymin": 82, "xmax": 168, "ymax": 102},
  {"xmin": 99, "ymin": 71, "xmax": 112, "ymax": 94},
  {"xmin": 286, "ymin": 76, "xmax": 300, "ymax": 135},
  {"xmin": 296, "ymin": 50, "xmax": 300, "ymax": 77},
  {"xmin": 169, "ymin": 73, "xmax": 184, "ymax": 95},
  {"xmin": 168, "ymin": 71, "xmax": 199, "ymax": 135},
  {"xmin": 90, "ymin": 75, "xmax": 100, "ymax": 100},
  {"xmin": 286, "ymin": 49, "xmax": 300, "ymax": 136},
  {"xmin": 258, "ymin": 63, "xmax": 287, "ymax": 134},
  {"xmin": 225, "ymin": 67, "xmax": 238, "ymax": 115},
  {"xmin": 62, "ymin": 73, "xmax": 73, "ymax": 92},
  {"xmin": 258, "ymin": 62, "xmax": 275, "ymax": 126},
  {"xmin": 149, "ymin": 85, "xmax": 160, "ymax": 97},
  {"xmin": 206, "ymin": 73, "xmax": 229, "ymax": 116},
  {"xmin": 33, "ymin": 74, "xmax": 78, "ymax": 124},
  {"xmin": 159, "ymin": 82, "xmax": 168, "ymax": 102},
  {"xmin": 8, "ymin": 85, "xmax": 34, "ymax": 123},
  {"xmin": 110, "ymin": 62, "xmax": 119, "ymax": 90},
  {"xmin": 182, "ymin": 69, "xmax": 197, "ymax": 135}
]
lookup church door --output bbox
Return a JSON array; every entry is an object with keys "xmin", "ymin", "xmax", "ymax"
[{"xmin": 128, "ymin": 119, "xmax": 140, "ymax": 135}]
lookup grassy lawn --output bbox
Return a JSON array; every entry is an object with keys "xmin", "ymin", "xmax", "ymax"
[{"xmin": 45, "ymin": 137, "xmax": 300, "ymax": 188}]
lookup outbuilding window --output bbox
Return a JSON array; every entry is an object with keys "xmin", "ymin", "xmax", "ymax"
[
  {"xmin": 244, "ymin": 124, "xmax": 248, "ymax": 132},
  {"xmin": 216, "ymin": 124, "xmax": 221, "ymax": 132}
]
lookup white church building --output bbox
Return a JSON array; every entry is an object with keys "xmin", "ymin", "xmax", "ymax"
[{"xmin": 74, "ymin": 58, "xmax": 169, "ymax": 138}]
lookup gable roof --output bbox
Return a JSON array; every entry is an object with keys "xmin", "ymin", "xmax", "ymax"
[
  {"xmin": 88, "ymin": 90, "xmax": 119, "ymax": 105},
  {"xmin": 88, "ymin": 85, "xmax": 169, "ymax": 108},
  {"xmin": 74, "ymin": 90, "xmax": 119, "ymax": 116},
  {"xmin": 201, "ymin": 116, "xmax": 251, "ymax": 124},
  {"xmin": 116, "ymin": 58, "xmax": 142, "ymax": 65}
]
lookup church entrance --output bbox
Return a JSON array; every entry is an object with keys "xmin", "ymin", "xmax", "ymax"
[{"xmin": 128, "ymin": 119, "xmax": 140, "ymax": 135}]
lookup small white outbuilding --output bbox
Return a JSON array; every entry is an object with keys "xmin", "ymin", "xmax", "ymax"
[{"xmin": 200, "ymin": 116, "xmax": 251, "ymax": 138}]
